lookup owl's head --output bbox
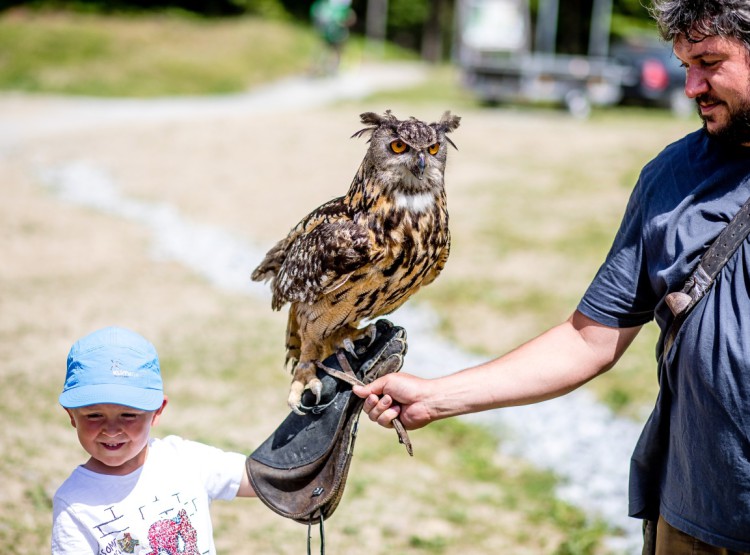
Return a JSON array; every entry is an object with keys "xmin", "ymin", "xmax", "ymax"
[{"xmin": 352, "ymin": 110, "xmax": 461, "ymax": 193}]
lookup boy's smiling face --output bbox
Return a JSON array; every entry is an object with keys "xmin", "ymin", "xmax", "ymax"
[{"xmin": 66, "ymin": 399, "xmax": 167, "ymax": 476}]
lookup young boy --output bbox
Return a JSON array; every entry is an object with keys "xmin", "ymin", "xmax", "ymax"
[{"xmin": 51, "ymin": 326, "xmax": 256, "ymax": 555}]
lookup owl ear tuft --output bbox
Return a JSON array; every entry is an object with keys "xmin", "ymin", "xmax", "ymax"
[
  {"xmin": 352, "ymin": 110, "xmax": 399, "ymax": 140},
  {"xmin": 359, "ymin": 111, "xmax": 383, "ymax": 126},
  {"xmin": 433, "ymin": 111, "xmax": 461, "ymax": 150},
  {"xmin": 437, "ymin": 111, "xmax": 461, "ymax": 134}
]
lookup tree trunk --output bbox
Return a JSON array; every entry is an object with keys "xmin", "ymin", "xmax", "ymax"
[{"xmin": 421, "ymin": 0, "xmax": 445, "ymax": 63}]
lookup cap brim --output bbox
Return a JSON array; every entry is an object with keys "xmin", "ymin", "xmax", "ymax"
[{"xmin": 59, "ymin": 383, "xmax": 164, "ymax": 411}]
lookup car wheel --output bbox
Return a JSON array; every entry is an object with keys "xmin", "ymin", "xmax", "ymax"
[{"xmin": 564, "ymin": 89, "xmax": 591, "ymax": 119}]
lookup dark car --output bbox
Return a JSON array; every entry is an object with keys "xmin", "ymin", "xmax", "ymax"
[{"xmin": 611, "ymin": 38, "xmax": 695, "ymax": 117}]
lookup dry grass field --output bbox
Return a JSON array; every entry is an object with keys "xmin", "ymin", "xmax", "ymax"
[{"xmin": 0, "ymin": 65, "xmax": 697, "ymax": 554}]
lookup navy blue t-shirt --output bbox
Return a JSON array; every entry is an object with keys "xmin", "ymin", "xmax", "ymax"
[{"xmin": 578, "ymin": 129, "xmax": 750, "ymax": 551}]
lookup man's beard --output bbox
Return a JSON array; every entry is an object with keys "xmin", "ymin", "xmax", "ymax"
[{"xmin": 698, "ymin": 92, "xmax": 750, "ymax": 145}]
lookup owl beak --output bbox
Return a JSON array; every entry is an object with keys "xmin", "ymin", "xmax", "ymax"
[{"xmin": 413, "ymin": 151, "xmax": 426, "ymax": 180}]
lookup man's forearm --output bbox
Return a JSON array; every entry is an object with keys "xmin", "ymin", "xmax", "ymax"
[{"xmin": 423, "ymin": 311, "xmax": 641, "ymax": 420}]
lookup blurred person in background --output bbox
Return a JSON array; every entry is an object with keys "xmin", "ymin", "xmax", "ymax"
[
  {"xmin": 310, "ymin": 0, "xmax": 356, "ymax": 75},
  {"xmin": 355, "ymin": 1, "xmax": 750, "ymax": 553}
]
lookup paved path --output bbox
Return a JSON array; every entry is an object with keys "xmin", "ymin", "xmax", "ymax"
[{"xmin": 0, "ymin": 62, "xmax": 428, "ymax": 150}]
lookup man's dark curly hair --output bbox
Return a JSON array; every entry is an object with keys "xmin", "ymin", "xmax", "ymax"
[{"xmin": 650, "ymin": 0, "xmax": 750, "ymax": 50}]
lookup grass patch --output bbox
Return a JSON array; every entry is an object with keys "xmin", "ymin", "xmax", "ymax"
[
  {"xmin": 421, "ymin": 419, "xmax": 613, "ymax": 553},
  {"xmin": 0, "ymin": 9, "xmax": 420, "ymax": 97},
  {"xmin": 0, "ymin": 10, "xmax": 318, "ymax": 96}
]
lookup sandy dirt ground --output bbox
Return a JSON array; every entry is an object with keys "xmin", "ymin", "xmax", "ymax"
[{"xmin": 0, "ymin": 63, "xmax": 698, "ymax": 554}]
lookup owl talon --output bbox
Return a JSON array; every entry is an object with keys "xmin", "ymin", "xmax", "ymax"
[
  {"xmin": 288, "ymin": 378, "xmax": 306, "ymax": 414},
  {"xmin": 288, "ymin": 376, "xmax": 324, "ymax": 414},
  {"xmin": 288, "ymin": 398, "xmax": 306, "ymax": 415},
  {"xmin": 309, "ymin": 378, "xmax": 323, "ymax": 405},
  {"xmin": 364, "ymin": 322, "xmax": 378, "ymax": 347},
  {"xmin": 342, "ymin": 338, "xmax": 358, "ymax": 358},
  {"xmin": 350, "ymin": 323, "xmax": 379, "ymax": 357}
]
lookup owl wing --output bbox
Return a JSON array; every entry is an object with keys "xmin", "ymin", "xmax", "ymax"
[
  {"xmin": 251, "ymin": 197, "xmax": 344, "ymax": 283},
  {"xmin": 269, "ymin": 219, "xmax": 372, "ymax": 310},
  {"xmin": 421, "ymin": 229, "xmax": 450, "ymax": 288}
]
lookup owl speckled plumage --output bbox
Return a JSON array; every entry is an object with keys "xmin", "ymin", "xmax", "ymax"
[{"xmin": 252, "ymin": 110, "xmax": 461, "ymax": 413}]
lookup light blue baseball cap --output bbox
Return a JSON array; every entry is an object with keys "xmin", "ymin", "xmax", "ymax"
[{"xmin": 60, "ymin": 326, "xmax": 164, "ymax": 411}]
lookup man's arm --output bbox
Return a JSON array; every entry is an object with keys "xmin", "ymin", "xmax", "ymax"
[{"xmin": 353, "ymin": 310, "xmax": 642, "ymax": 430}]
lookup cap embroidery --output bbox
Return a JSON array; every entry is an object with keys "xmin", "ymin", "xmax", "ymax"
[{"xmin": 111, "ymin": 359, "xmax": 138, "ymax": 378}]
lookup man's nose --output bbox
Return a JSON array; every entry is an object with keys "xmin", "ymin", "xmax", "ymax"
[{"xmin": 684, "ymin": 67, "xmax": 709, "ymax": 99}]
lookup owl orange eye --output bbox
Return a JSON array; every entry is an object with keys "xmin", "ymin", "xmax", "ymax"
[
  {"xmin": 428, "ymin": 143, "xmax": 440, "ymax": 155},
  {"xmin": 390, "ymin": 140, "xmax": 408, "ymax": 154}
]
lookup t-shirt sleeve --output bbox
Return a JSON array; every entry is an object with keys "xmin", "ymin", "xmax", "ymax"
[
  {"xmin": 163, "ymin": 436, "xmax": 246, "ymax": 501},
  {"xmin": 578, "ymin": 175, "xmax": 658, "ymax": 328},
  {"xmin": 51, "ymin": 499, "xmax": 99, "ymax": 554}
]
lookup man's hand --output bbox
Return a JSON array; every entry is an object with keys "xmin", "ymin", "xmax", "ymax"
[{"xmin": 353, "ymin": 373, "xmax": 434, "ymax": 430}]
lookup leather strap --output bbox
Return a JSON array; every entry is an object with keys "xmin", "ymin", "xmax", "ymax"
[
  {"xmin": 663, "ymin": 195, "xmax": 750, "ymax": 353},
  {"xmin": 317, "ymin": 349, "xmax": 413, "ymax": 455},
  {"xmin": 700, "ymin": 199, "xmax": 750, "ymax": 277}
]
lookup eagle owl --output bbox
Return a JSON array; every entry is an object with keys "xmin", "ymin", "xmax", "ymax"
[{"xmin": 252, "ymin": 110, "xmax": 461, "ymax": 413}]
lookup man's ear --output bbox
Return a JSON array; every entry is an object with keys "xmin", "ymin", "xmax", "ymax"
[{"xmin": 151, "ymin": 396, "xmax": 169, "ymax": 426}]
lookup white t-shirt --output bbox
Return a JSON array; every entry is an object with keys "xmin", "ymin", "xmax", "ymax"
[{"xmin": 51, "ymin": 435, "xmax": 246, "ymax": 555}]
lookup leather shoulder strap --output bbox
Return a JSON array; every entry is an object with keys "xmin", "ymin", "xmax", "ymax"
[{"xmin": 663, "ymin": 195, "xmax": 750, "ymax": 353}]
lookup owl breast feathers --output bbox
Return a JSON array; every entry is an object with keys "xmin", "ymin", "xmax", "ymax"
[{"xmin": 252, "ymin": 109, "xmax": 461, "ymax": 412}]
